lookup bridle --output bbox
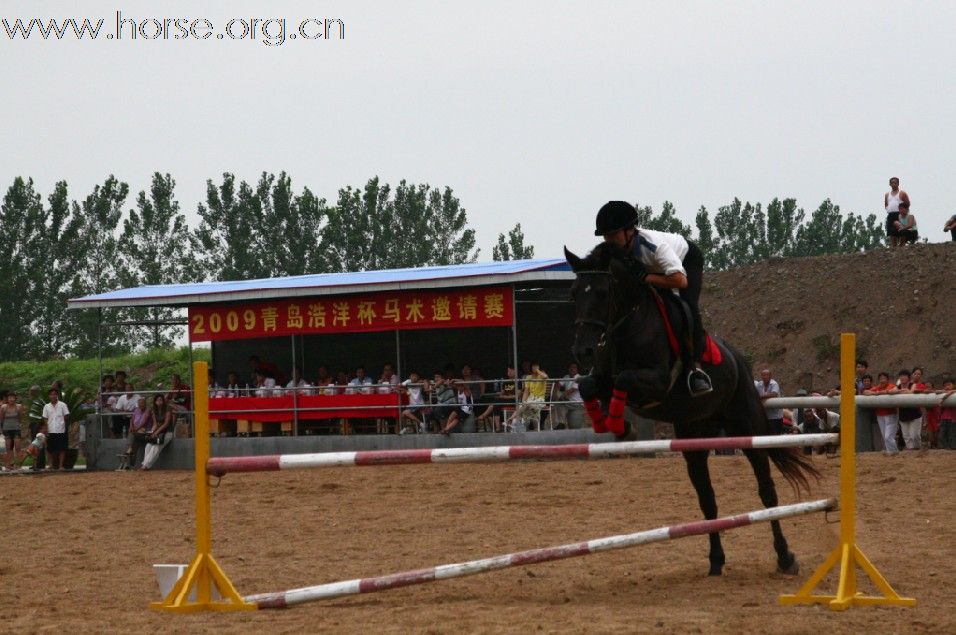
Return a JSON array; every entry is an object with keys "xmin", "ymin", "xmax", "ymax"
[{"xmin": 572, "ymin": 269, "xmax": 636, "ymax": 337}]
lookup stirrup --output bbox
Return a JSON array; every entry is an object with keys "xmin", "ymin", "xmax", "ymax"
[{"xmin": 687, "ymin": 369, "xmax": 713, "ymax": 397}]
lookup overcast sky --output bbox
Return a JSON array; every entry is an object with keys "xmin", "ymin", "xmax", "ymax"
[{"xmin": 3, "ymin": 0, "xmax": 955, "ymax": 261}]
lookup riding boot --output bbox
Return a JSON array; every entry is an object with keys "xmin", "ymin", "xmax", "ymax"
[{"xmin": 688, "ymin": 368, "xmax": 713, "ymax": 397}]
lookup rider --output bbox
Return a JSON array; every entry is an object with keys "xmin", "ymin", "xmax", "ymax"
[{"xmin": 595, "ymin": 200, "xmax": 713, "ymax": 397}]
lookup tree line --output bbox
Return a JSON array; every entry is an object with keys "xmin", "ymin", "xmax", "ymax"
[{"xmin": 1, "ymin": 171, "xmax": 883, "ymax": 361}]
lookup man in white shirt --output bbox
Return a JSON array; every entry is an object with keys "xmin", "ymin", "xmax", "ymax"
[
  {"xmin": 113, "ymin": 384, "xmax": 139, "ymax": 438},
  {"xmin": 554, "ymin": 362, "xmax": 586, "ymax": 429},
  {"xmin": 42, "ymin": 388, "xmax": 70, "ymax": 470},
  {"xmin": 755, "ymin": 368, "xmax": 783, "ymax": 434},
  {"xmin": 347, "ymin": 366, "xmax": 374, "ymax": 394},
  {"xmin": 400, "ymin": 370, "xmax": 429, "ymax": 433},
  {"xmin": 596, "ymin": 201, "xmax": 712, "ymax": 396}
]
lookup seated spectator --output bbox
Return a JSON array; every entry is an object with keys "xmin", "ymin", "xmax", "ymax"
[
  {"xmin": 166, "ymin": 374, "xmax": 192, "ymax": 413},
  {"xmin": 553, "ymin": 362, "xmax": 585, "ymax": 429},
  {"xmin": 347, "ymin": 366, "xmax": 374, "ymax": 394},
  {"xmin": 315, "ymin": 366, "xmax": 334, "ymax": 395},
  {"xmin": 249, "ymin": 355, "xmax": 286, "ymax": 386},
  {"xmin": 333, "ymin": 370, "xmax": 350, "ymax": 395},
  {"xmin": 113, "ymin": 383, "xmax": 139, "ymax": 438},
  {"xmin": 944, "ymin": 214, "xmax": 956, "ymax": 241},
  {"xmin": 799, "ymin": 398, "xmax": 840, "ymax": 454},
  {"xmin": 440, "ymin": 379, "xmax": 476, "ymax": 435},
  {"xmin": 124, "ymin": 396, "xmax": 151, "ymax": 469},
  {"xmin": 476, "ymin": 365, "xmax": 517, "ymax": 432},
  {"xmin": 460, "ymin": 364, "xmax": 483, "ymax": 400},
  {"xmin": 99, "ymin": 374, "xmax": 116, "ymax": 412},
  {"xmin": 896, "ymin": 369, "xmax": 922, "ymax": 450},
  {"xmin": 254, "ymin": 370, "xmax": 277, "ymax": 397},
  {"xmin": 505, "ymin": 361, "xmax": 549, "ymax": 432},
  {"xmin": 224, "ymin": 371, "xmax": 242, "ymax": 397},
  {"xmin": 378, "ymin": 363, "xmax": 399, "ymax": 394},
  {"xmin": 399, "ymin": 370, "xmax": 429, "ymax": 434},
  {"xmin": 285, "ymin": 368, "xmax": 309, "ymax": 395},
  {"xmin": 895, "ymin": 201, "xmax": 918, "ymax": 245},
  {"xmin": 863, "ymin": 372, "xmax": 900, "ymax": 456},
  {"xmin": 141, "ymin": 395, "xmax": 174, "ymax": 471},
  {"xmin": 427, "ymin": 371, "xmax": 458, "ymax": 431}
]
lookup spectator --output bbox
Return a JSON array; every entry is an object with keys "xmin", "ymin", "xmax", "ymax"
[
  {"xmin": 124, "ymin": 396, "xmax": 151, "ymax": 470},
  {"xmin": 799, "ymin": 399, "xmax": 840, "ymax": 455},
  {"xmin": 755, "ymin": 368, "xmax": 783, "ymax": 434},
  {"xmin": 863, "ymin": 372, "xmax": 900, "ymax": 456},
  {"xmin": 554, "ymin": 362, "xmax": 585, "ymax": 429},
  {"xmin": 427, "ymin": 371, "xmax": 457, "ymax": 431},
  {"xmin": 896, "ymin": 201, "xmax": 918, "ymax": 245},
  {"xmin": 254, "ymin": 370, "xmax": 277, "ymax": 397},
  {"xmin": 855, "ymin": 360, "xmax": 869, "ymax": 394},
  {"xmin": 923, "ymin": 380, "xmax": 941, "ymax": 449},
  {"xmin": 333, "ymin": 370, "xmax": 350, "ymax": 394},
  {"xmin": 166, "ymin": 374, "xmax": 192, "ymax": 413},
  {"xmin": 2, "ymin": 391, "xmax": 26, "ymax": 471},
  {"xmin": 378, "ymin": 363, "xmax": 400, "ymax": 394},
  {"xmin": 475, "ymin": 365, "xmax": 517, "ymax": 432},
  {"xmin": 506, "ymin": 361, "xmax": 548, "ymax": 432},
  {"xmin": 99, "ymin": 374, "xmax": 116, "ymax": 412},
  {"xmin": 347, "ymin": 366, "xmax": 373, "ymax": 394},
  {"xmin": 285, "ymin": 368, "xmax": 309, "ymax": 395},
  {"xmin": 224, "ymin": 371, "xmax": 242, "ymax": 397},
  {"xmin": 113, "ymin": 383, "xmax": 138, "ymax": 438},
  {"xmin": 937, "ymin": 378, "xmax": 956, "ymax": 450},
  {"xmin": 896, "ymin": 369, "xmax": 922, "ymax": 450},
  {"xmin": 115, "ymin": 371, "xmax": 128, "ymax": 391},
  {"xmin": 460, "ymin": 364, "xmax": 483, "ymax": 400},
  {"xmin": 399, "ymin": 370, "xmax": 429, "ymax": 434},
  {"xmin": 884, "ymin": 176, "xmax": 909, "ymax": 247},
  {"xmin": 20, "ymin": 421, "xmax": 47, "ymax": 470},
  {"xmin": 943, "ymin": 214, "xmax": 956, "ymax": 241},
  {"xmin": 249, "ymin": 355, "xmax": 286, "ymax": 386},
  {"xmin": 441, "ymin": 379, "xmax": 475, "ymax": 435},
  {"xmin": 141, "ymin": 394, "xmax": 174, "ymax": 471},
  {"xmin": 315, "ymin": 366, "xmax": 333, "ymax": 395},
  {"xmin": 41, "ymin": 388, "xmax": 70, "ymax": 470}
]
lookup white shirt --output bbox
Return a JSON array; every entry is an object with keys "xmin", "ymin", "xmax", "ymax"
[
  {"xmin": 377, "ymin": 374, "xmax": 399, "ymax": 394},
  {"xmin": 885, "ymin": 191, "xmax": 902, "ymax": 213},
  {"xmin": 402, "ymin": 379, "xmax": 425, "ymax": 406},
  {"xmin": 42, "ymin": 401, "xmax": 70, "ymax": 434},
  {"xmin": 632, "ymin": 228, "xmax": 688, "ymax": 276},
  {"xmin": 114, "ymin": 394, "xmax": 138, "ymax": 413},
  {"xmin": 347, "ymin": 377, "xmax": 373, "ymax": 395},
  {"xmin": 560, "ymin": 375, "xmax": 583, "ymax": 403},
  {"xmin": 755, "ymin": 379, "xmax": 783, "ymax": 419},
  {"xmin": 456, "ymin": 389, "xmax": 474, "ymax": 414}
]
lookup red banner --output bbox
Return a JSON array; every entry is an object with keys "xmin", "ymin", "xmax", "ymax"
[{"xmin": 188, "ymin": 286, "xmax": 513, "ymax": 342}]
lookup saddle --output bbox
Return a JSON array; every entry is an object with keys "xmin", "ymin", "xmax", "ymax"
[{"xmin": 650, "ymin": 289, "xmax": 722, "ymax": 366}]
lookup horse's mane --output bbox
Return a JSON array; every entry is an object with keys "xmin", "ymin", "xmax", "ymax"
[{"xmin": 581, "ymin": 242, "xmax": 630, "ymax": 270}]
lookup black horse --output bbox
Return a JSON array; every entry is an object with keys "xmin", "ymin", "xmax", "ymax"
[{"xmin": 564, "ymin": 243, "xmax": 819, "ymax": 576}]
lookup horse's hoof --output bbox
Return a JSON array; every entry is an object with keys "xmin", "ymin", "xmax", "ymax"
[
  {"xmin": 708, "ymin": 564, "xmax": 723, "ymax": 576},
  {"xmin": 777, "ymin": 554, "xmax": 799, "ymax": 575},
  {"xmin": 614, "ymin": 421, "xmax": 639, "ymax": 442}
]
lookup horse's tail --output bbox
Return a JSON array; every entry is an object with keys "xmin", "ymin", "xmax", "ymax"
[{"xmin": 767, "ymin": 447, "xmax": 821, "ymax": 494}]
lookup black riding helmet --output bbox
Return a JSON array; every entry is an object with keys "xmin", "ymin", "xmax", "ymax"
[{"xmin": 594, "ymin": 201, "xmax": 638, "ymax": 236}]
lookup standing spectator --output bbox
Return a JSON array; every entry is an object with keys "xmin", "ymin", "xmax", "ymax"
[
  {"xmin": 943, "ymin": 214, "xmax": 956, "ymax": 241},
  {"xmin": 460, "ymin": 364, "xmax": 483, "ymax": 400},
  {"xmin": 27, "ymin": 385, "xmax": 42, "ymax": 438},
  {"xmin": 20, "ymin": 421, "xmax": 47, "ymax": 470},
  {"xmin": 755, "ymin": 368, "xmax": 783, "ymax": 434},
  {"xmin": 99, "ymin": 374, "xmax": 116, "ymax": 411},
  {"xmin": 923, "ymin": 380, "xmax": 941, "ymax": 449},
  {"xmin": 896, "ymin": 369, "xmax": 922, "ymax": 450},
  {"xmin": 113, "ymin": 383, "xmax": 138, "ymax": 438},
  {"xmin": 1, "ymin": 391, "xmax": 26, "ymax": 470},
  {"xmin": 854, "ymin": 362, "xmax": 881, "ymax": 452},
  {"xmin": 41, "ymin": 388, "xmax": 70, "ymax": 470},
  {"xmin": 896, "ymin": 202, "xmax": 918, "ymax": 245},
  {"xmin": 864, "ymin": 372, "xmax": 900, "ymax": 456},
  {"xmin": 884, "ymin": 176, "xmax": 910, "ymax": 247},
  {"xmin": 937, "ymin": 379, "xmax": 956, "ymax": 450},
  {"xmin": 141, "ymin": 395, "xmax": 174, "ymax": 470}
]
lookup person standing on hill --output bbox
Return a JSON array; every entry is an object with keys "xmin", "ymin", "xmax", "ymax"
[{"xmin": 884, "ymin": 177, "xmax": 910, "ymax": 247}]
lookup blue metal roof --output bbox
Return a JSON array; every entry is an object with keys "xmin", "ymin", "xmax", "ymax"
[{"xmin": 68, "ymin": 258, "xmax": 573, "ymax": 309}]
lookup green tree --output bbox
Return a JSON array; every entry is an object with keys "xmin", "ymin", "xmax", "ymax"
[
  {"xmin": 118, "ymin": 173, "xmax": 198, "ymax": 349},
  {"xmin": 766, "ymin": 198, "xmax": 804, "ymax": 257},
  {"xmin": 791, "ymin": 199, "xmax": 844, "ymax": 257},
  {"xmin": 493, "ymin": 223, "xmax": 535, "ymax": 261},
  {"xmin": 0, "ymin": 177, "xmax": 45, "ymax": 361},
  {"xmin": 694, "ymin": 206, "xmax": 717, "ymax": 268},
  {"xmin": 644, "ymin": 201, "xmax": 692, "ymax": 238}
]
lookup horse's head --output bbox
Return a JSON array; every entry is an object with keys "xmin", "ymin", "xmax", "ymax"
[{"xmin": 564, "ymin": 243, "xmax": 639, "ymax": 370}]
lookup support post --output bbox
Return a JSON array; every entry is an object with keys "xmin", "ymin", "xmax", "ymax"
[
  {"xmin": 779, "ymin": 332, "xmax": 915, "ymax": 610},
  {"xmin": 150, "ymin": 361, "xmax": 256, "ymax": 613}
]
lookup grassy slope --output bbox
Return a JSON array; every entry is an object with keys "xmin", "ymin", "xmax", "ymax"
[{"xmin": 0, "ymin": 347, "xmax": 211, "ymax": 394}]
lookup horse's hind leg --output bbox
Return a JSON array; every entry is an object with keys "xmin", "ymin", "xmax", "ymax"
[
  {"xmin": 681, "ymin": 450, "xmax": 725, "ymax": 576},
  {"xmin": 742, "ymin": 448, "xmax": 799, "ymax": 574}
]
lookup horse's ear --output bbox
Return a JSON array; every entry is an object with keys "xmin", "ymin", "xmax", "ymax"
[{"xmin": 564, "ymin": 246, "xmax": 583, "ymax": 271}]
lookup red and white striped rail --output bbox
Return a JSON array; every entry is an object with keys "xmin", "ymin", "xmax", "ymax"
[
  {"xmin": 244, "ymin": 498, "xmax": 836, "ymax": 609},
  {"xmin": 206, "ymin": 433, "xmax": 838, "ymax": 476}
]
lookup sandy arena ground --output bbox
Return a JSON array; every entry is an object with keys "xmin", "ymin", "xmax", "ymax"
[{"xmin": 1, "ymin": 450, "xmax": 953, "ymax": 634}]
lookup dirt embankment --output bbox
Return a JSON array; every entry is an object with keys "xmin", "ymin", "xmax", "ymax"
[{"xmin": 701, "ymin": 242, "xmax": 955, "ymax": 392}]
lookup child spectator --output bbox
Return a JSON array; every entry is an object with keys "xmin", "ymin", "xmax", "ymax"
[
  {"xmin": 863, "ymin": 372, "xmax": 899, "ymax": 456},
  {"xmin": 399, "ymin": 370, "xmax": 428, "ymax": 434},
  {"xmin": 20, "ymin": 422, "xmax": 47, "ymax": 470},
  {"xmin": 42, "ymin": 388, "xmax": 70, "ymax": 470},
  {"xmin": 896, "ymin": 369, "xmax": 922, "ymax": 450}
]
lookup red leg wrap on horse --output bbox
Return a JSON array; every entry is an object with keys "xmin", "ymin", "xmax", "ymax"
[
  {"xmin": 584, "ymin": 399, "xmax": 607, "ymax": 433},
  {"xmin": 606, "ymin": 389, "xmax": 628, "ymax": 435}
]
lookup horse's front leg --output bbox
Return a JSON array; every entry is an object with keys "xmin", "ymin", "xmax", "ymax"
[
  {"xmin": 603, "ymin": 370, "xmax": 641, "ymax": 437},
  {"xmin": 682, "ymin": 449, "xmax": 725, "ymax": 576}
]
